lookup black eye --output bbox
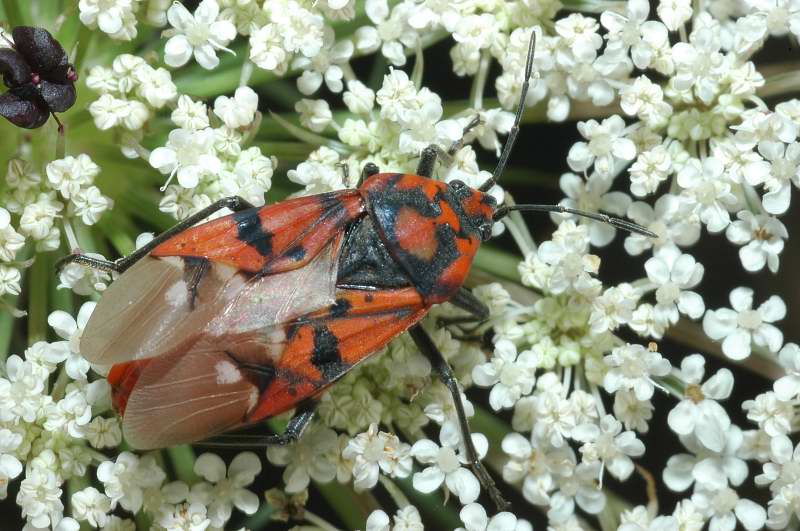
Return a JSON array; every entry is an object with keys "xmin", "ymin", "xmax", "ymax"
[{"xmin": 479, "ymin": 221, "xmax": 493, "ymax": 241}]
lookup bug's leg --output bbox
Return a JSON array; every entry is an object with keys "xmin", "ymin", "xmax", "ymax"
[
  {"xmin": 438, "ymin": 288, "xmax": 490, "ymax": 328},
  {"xmin": 408, "ymin": 325, "xmax": 509, "ymax": 510},
  {"xmin": 357, "ymin": 162, "xmax": 380, "ymax": 187},
  {"xmin": 57, "ymin": 195, "xmax": 256, "ymax": 274},
  {"xmin": 446, "ymin": 115, "xmax": 482, "ymax": 156},
  {"xmin": 417, "ymin": 116, "xmax": 484, "ymax": 178},
  {"xmin": 196, "ymin": 403, "xmax": 317, "ymax": 447},
  {"xmin": 261, "ymin": 406, "xmax": 317, "ymax": 445},
  {"xmin": 416, "ymin": 145, "xmax": 440, "ymax": 178}
]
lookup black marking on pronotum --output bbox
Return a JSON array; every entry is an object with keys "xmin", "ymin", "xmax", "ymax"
[
  {"xmin": 183, "ymin": 256, "xmax": 210, "ymax": 310},
  {"xmin": 233, "ymin": 209, "xmax": 273, "ymax": 257},
  {"xmin": 311, "ymin": 325, "xmax": 349, "ymax": 381}
]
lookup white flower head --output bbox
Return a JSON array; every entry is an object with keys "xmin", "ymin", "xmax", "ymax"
[
  {"xmin": 164, "ymin": 0, "xmax": 236, "ymax": 70},
  {"xmin": 703, "ymin": 287, "xmax": 785, "ymax": 360}
]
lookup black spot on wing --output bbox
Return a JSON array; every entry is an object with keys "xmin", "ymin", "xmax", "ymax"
[
  {"xmin": 311, "ymin": 325, "xmax": 349, "ymax": 381},
  {"xmin": 233, "ymin": 209, "xmax": 273, "ymax": 257},
  {"xmin": 183, "ymin": 257, "xmax": 210, "ymax": 310},
  {"xmin": 225, "ymin": 351, "xmax": 276, "ymax": 394},
  {"xmin": 330, "ymin": 298, "xmax": 352, "ymax": 318},
  {"xmin": 286, "ymin": 245, "xmax": 306, "ymax": 261}
]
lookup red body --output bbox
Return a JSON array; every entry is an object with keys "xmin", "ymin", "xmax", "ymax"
[{"xmin": 81, "ymin": 173, "xmax": 496, "ymax": 449}]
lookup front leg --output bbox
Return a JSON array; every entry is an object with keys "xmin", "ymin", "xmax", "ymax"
[{"xmin": 408, "ymin": 324, "xmax": 509, "ymax": 510}]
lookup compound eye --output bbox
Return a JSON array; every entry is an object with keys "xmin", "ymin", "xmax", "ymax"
[{"xmin": 479, "ymin": 221, "xmax": 493, "ymax": 241}]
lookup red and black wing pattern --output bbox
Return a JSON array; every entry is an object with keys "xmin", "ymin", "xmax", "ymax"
[
  {"xmin": 151, "ymin": 190, "xmax": 365, "ymax": 273},
  {"xmin": 111, "ymin": 286, "xmax": 430, "ymax": 449}
]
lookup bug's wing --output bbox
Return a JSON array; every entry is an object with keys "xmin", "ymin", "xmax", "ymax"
[
  {"xmin": 117, "ymin": 287, "xmax": 430, "ymax": 449},
  {"xmin": 151, "ymin": 190, "xmax": 365, "ymax": 274},
  {"xmin": 11, "ymin": 27, "xmax": 71, "ymax": 81},
  {"xmin": 247, "ymin": 286, "xmax": 430, "ymax": 421},
  {"xmin": 81, "ymin": 233, "xmax": 342, "ymax": 366},
  {"xmin": 0, "ymin": 91, "xmax": 49, "ymax": 128}
]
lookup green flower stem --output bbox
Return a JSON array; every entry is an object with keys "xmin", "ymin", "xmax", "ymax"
[
  {"xmin": 379, "ymin": 476, "xmax": 413, "ymax": 508},
  {"xmin": 394, "ymin": 476, "xmax": 462, "ymax": 530},
  {"xmin": 167, "ymin": 445, "xmax": 199, "ymax": 484},
  {"xmin": 26, "ymin": 252, "xmax": 50, "ymax": 345},
  {"xmin": 759, "ymin": 68, "xmax": 800, "ymax": 99},
  {"xmin": 473, "ymin": 246, "xmax": 522, "ymax": 283},
  {"xmin": 1, "ymin": 0, "xmax": 26, "ymax": 27},
  {"xmin": 303, "ymin": 509, "xmax": 344, "ymax": 531},
  {"xmin": 0, "ymin": 295, "xmax": 16, "ymax": 360},
  {"xmin": 314, "ymin": 480, "xmax": 375, "ymax": 530}
]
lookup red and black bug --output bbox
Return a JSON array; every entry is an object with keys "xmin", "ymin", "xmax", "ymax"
[
  {"xmin": 60, "ymin": 34, "xmax": 653, "ymax": 509},
  {"xmin": 0, "ymin": 26, "xmax": 77, "ymax": 130}
]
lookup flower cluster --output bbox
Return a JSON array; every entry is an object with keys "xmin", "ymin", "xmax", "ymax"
[{"xmin": 3, "ymin": 0, "xmax": 800, "ymax": 528}]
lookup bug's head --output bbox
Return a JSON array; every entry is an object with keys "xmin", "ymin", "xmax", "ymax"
[{"xmin": 447, "ymin": 179, "xmax": 497, "ymax": 242}]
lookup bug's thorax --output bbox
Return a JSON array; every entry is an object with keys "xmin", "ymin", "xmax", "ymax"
[{"xmin": 357, "ymin": 173, "xmax": 496, "ymax": 304}]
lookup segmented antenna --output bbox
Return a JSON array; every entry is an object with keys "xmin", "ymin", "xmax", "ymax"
[
  {"xmin": 494, "ymin": 204, "xmax": 658, "ymax": 238},
  {"xmin": 478, "ymin": 30, "xmax": 537, "ymax": 192}
]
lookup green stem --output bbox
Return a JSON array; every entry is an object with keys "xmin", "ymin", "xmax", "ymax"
[
  {"xmin": 26, "ymin": 253, "xmax": 50, "ymax": 345},
  {"xmin": 474, "ymin": 246, "xmax": 522, "ymax": 283},
  {"xmin": 314, "ymin": 480, "xmax": 375, "ymax": 530},
  {"xmin": 167, "ymin": 445, "xmax": 199, "ymax": 484},
  {"xmin": 2, "ymin": 0, "xmax": 26, "ymax": 27}
]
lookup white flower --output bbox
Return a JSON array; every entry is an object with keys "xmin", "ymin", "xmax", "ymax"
[
  {"xmin": 171, "ymin": 95, "xmax": 210, "ymax": 130},
  {"xmin": 71, "ymin": 487, "xmax": 111, "ymax": 528},
  {"xmin": 667, "ymin": 355, "xmax": 733, "ymax": 452},
  {"xmin": 411, "ymin": 433, "xmax": 488, "ymax": 504},
  {"xmin": 555, "ymin": 173, "xmax": 632, "ymax": 247},
  {"xmin": 589, "ymin": 283, "xmax": 638, "ymax": 334},
  {"xmin": 625, "ymin": 194, "xmax": 701, "ymax": 256},
  {"xmin": 603, "ymin": 344, "xmax": 671, "ymax": 401},
  {"xmin": 72, "ymin": 186, "xmax": 114, "ymax": 225},
  {"xmin": 742, "ymin": 391, "xmax": 794, "ymax": 437},
  {"xmin": 703, "ymin": 287, "xmax": 785, "ymax": 360},
  {"xmin": 750, "ymin": 141, "xmax": 800, "ymax": 215},
  {"xmin": 472, "ymin": 340, "xmax": 538, "ymax": 411},
  {"xmin": 97, "ymin": 452, "xmax": 166, "ymax": 513},
  {"xmin": 149, "ymin": 128, "xmax": 222, "ymax": 189},
  {"xmin": 725, "ymin": 211, "xmax": 787, "ymax": 273},
  {"xmin": 17, "ymin": 464, "xmax": 64, "ymax": 529},
  {"xmin": 79, "ymin": 0, "xmax": 138, "ymax": 40},
  {"xmin": 774, "ymin": 343, "xmax": 800, "ymax": 400},
  {"xmin": 366, "ymin": 506, "xmax": 424, "ymax": 531},
  {"xmin": 663, "ymin": 426, "xmax": 748, "ymax": 492},
  {"xmin": 549, "ymin": 461, "xmax": 607, "ymax": 523},
  {"xmin": 456, "ymin": 503, "xmax": 532, "ymax": 531},
  {"xmin": 755, "ymin": 435, "xmax": 800, "ymax": 527},
  {"xmin": 567, "ymin": 116, "xmax": 637, "ymax": 178},
  {"xmin": 135, "ymin": 65, "xmax": 178, "ymax": 108},
  {"xmin": 677, "ymin": 157, "xmax": 738, "ymax": 233},
  {"xmin": 295, "ymin": 99, "xmax": 333, "ymax": 133},
  {"xmin": 88, "ymin": 94, "xmax": 149, "ymax": 130},
  {"xmin": 343, "ymin": 81, "xmax": 375, "ymax": 114},
  {"xmin": 691, "ymin": 487, "xmax": 766, "ymax": 531},
  {"xmin": 46, "ymin": 154, "xmax": 100, "ymax": 200},
  {"xmin": 191, "ymin": 452, "xmax": 260, "ymax": 527},
  {"xmin": 83, "ymin": 416, "xmax": 122, "ymax": 449},
  {"xmin": 613, "ymin": 390, "xmax": 654, "ymax": 433},
  {"xmin": 573, "ymin": 414, "xmax": 645, "ymax": 481},
  {"xmin": 0, "ymin": 355, "xmax": 48, "ymax": 423},
  {"xmin": 164, "ymin": 0, "xmax": 236, "ymax": 69},
  {"xmin": 0, "ymin": 265, "xmax": 21, "ymax": 296},
  {"xmin": 293, "ymin": 28, "xmax": 354, "ymax": 95},
  {"xmin": 248, "ymin": 23, "xmax": 288, "ymax": 72},
  {"xmin": 644, "ymin": 245, "xmax": 705, "ymax": 325},
  {"xmin": 342, "ymin": 424, "xmax": 412, "ymax": 491},
  {"xmin": 213, "ymin": 86, "xmax": 258, "ymax": 129},
  {"xmin": 355, "ymin": 0, "xmax": 417, "ymax": 66},
  {"xmin": 57, "ymin": 254, "xmax": 110, "ymax": 295},
  {"xmin": 628, "ymin": 144, "xmax": 672, "ymax": 197},
  {"xmin": 266, "ymin": 424, "xmax": 337, "ymax": 493}
]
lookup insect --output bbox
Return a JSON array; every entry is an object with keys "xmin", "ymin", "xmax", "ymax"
[
  {"xmin": 60, "ymin": 33, "xmax": 653, "ymax": 509},
  {"xmin": 0, "ymin": 26, "xmax": 77, "ymax": 131}
]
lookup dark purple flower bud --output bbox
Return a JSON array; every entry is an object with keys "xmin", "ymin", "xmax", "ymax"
[{"xmin": 0, "ymin": 26, "xmax": 77, "ymax": 129}]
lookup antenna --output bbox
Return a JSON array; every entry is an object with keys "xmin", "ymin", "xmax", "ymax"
[
  {"xmin": 494, "ymin": 204, "xmax": 658, "ymax": 238},
  {"xmin": 479, "ymin": 30, "xmax": 536, "ymax": 192}
]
